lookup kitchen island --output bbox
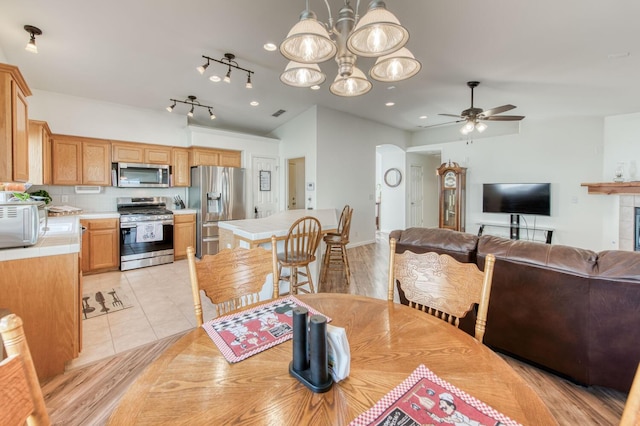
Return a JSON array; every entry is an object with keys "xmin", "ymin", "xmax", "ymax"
[
  {"xmin": 218, "ymin": 209, "xmax": 338, "ymax": 297},
  {"xmin": 218, "ymin": 208, "xmax": 338, "ymax": 249},
  {"xmin": 0, "ymin": 216, "xmax": 83, "ymax": 380}
]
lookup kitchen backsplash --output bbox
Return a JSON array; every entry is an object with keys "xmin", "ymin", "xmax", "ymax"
[{"xmin": 30, "ymin": 185, "xmax": 189, "ymax": 212}]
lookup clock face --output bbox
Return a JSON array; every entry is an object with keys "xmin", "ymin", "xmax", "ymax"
[{"xmin": 444, "ymin": 171, "xmax": 457, "ymax": 188}]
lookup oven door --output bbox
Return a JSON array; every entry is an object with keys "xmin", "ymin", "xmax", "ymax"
[{"xmin": 120, "ymin": 220, "xmax": 174, "ymax": 270}]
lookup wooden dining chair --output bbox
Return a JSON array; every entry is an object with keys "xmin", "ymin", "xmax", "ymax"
[
  {"xmin": 320, "ymin": 205, "xmax": 354, "ymax": 285},
  {"xmin": 620, "ymin": 362, "xmax": 640, "ymax": 426},
  {"xmin": 388, "ymin": 237, "xmax": 496, "ymax": 343},
  {"xmin": 277, "ymin": 216, "xmax": 322, "ymax": 295},
  {"xmin": 0, "ymin": 314, "xmax": 50, "ymax": 426},
  {"xmin": 186, "ymin": 235, "xmax": 279, "ymax": 326}
]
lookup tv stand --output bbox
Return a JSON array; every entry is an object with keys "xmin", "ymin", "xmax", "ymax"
[{"xmin": 478, "ymin": 221, "xmax": 554, "ymax": 244}]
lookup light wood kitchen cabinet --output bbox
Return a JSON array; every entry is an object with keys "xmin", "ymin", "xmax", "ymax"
[
  {"xmin": 172, "ymin": 147, "xmax": 190, "ymax": 187},
  {"xmin": 0, "ymin": 252, "xmax": 80, "ymax": 380},
  {"xmin": 52, "ymin": 135, "xmax": 111, "ymax": 185},
  {"xmin": 0, "ymin": 63, "xmax": 31, "ymax": 182},
  {"xmin": 81, "ymin": 218, "xmax": 120, "ymax": 274},
  {"xmin": 28, "ymin": 120, "xmax": 52, "ymax": 185},
  {"xmin": 173, "ymin": 213, "xmax": 196, "ymax": 260},
  {"xmin": 112, "ymin": 141, "xmax": 171, "ymax": 164},
  {"xmin": 190, "ymin": 147, "xmax": 241, "ymax": 168}
]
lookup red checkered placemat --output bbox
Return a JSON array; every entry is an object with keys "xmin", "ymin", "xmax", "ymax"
[
  {"xmin": 350, "ymin": 364, "xmax": 522, "ymax": 426},
  {"xmin": 202, "ymin": 296, "xmax": 330, "ymax": 363}
]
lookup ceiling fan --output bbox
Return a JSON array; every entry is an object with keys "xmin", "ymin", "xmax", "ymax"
[{"xmin": 437, "ymin": 81, "xmax": 525, "ymax": 134}]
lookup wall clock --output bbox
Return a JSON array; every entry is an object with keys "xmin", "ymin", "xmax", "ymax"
[{"xmin": 384, "ymin": 168, "xmax": 402, "ymax": 187}]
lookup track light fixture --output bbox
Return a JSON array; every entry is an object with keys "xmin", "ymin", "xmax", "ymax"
[
  {"xmin": 166, "ymin": 96, "xmax": 216, "ymax": 120},
  {"xmin": 197, "ymin": 53, "xmax": 255, "ymax": 88},
  {"xmin": 24, "ymin": 25, "xmax": 42, "ymax": 54}
]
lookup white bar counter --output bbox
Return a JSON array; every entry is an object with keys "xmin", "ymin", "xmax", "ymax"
[{"xmin": 218, "ymin": 208, "xmax": 338, "ymax": 249}]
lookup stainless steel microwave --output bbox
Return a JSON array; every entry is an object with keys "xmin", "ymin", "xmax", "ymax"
[{"xmin": 113, "ymin": 163, "xmax": 170, "ymax": 188}]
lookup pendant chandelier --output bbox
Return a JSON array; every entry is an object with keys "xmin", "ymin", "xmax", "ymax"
[{"xmin": 279, "ymin": 0, "xmax": 421, "ymax": 97}]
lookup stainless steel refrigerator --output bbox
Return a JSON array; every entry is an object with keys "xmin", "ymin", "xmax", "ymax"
[{"xmin": 188, "ymin": 166, "xmax": 246, "ymax": 258}]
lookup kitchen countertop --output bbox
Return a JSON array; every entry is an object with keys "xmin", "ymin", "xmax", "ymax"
[
  {"xmin": 0, "ymin": 216, "xmax": 81, "ymax": 262},
  {"xmin": 219, "ymin": 209, "xmax": 338, "ymax": 243}
]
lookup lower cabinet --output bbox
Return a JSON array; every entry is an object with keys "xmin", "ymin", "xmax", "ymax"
[
  {"xmin": 0, "ymin": 253, "xmax": 80, "ymax": 380},
  {"xmin": 174, "ymin": 213, "xmax": 195, "ymax": 260},
  {"xmin": 81, "ymin": 218, "xmax": 120, "ymax": 274}
]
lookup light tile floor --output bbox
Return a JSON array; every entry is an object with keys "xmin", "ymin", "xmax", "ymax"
[{"xmin": 68, "ymin": 260, "xmax": 212, "ymax": 370}]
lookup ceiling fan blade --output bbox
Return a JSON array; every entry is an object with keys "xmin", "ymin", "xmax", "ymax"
[
  {"xmin": 479, "ymin": 104, "xmax": 516, "ymax": 117},
  {"xmin": 438, "ymin": 113, "xmax": 463, "ymax": 118},
  {"xmin": 420, "ymin": 119, "xmax": 465, "ymax": 129},
  {"xmin": 481, "ymin": 115, "xmax": 525, "ymax": 121}
]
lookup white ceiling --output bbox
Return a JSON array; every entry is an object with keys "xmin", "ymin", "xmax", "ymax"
[{"xmin": 1, "ymin": 0, "xmax": 640, "ymax": 137}]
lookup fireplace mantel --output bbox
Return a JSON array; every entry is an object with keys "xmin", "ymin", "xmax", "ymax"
[{"xmin": 581, "ymin": 182, "xmax": 640, "ymax": 195}]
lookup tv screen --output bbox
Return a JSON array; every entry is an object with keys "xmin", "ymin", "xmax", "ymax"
[{"xmin": 482, "ymin": 183, "xmax": 551, "ymax": 216}]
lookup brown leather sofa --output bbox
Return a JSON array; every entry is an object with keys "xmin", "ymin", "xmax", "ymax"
[{"xmin": 390, "ymin": 227, "xmax": 640, "ymax": 392}]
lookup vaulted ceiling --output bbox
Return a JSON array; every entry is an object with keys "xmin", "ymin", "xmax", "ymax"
[{"xmin": 1, "ymin": 0, "xmax": 639, "ymax": 136}]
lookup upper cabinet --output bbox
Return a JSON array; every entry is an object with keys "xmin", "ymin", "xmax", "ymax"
[
  {"xmin": 0, "ymin": 63, "xmax": 31, "ymax": 182},
  {"xmin": 52, "ymin": 135, "xmax": 111, "ymax": 186},
  {"xmin": 191, "ymin": 147, "xmax": 241, "ymax": 168},
  {"xmin": 28, "ymin": 120, "xmax": 53, "ymax": 185},
  {"xmin": 172, "ymin": 148, "xmax": 190, "ymax": 187},
  {"xmin": 112, "ymin": 142, "xmax": 171, "ymax": 165}
]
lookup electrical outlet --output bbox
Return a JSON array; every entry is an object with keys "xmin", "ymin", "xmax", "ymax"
[{"xmin": 61, "ymin": 195, "xmax": 69, "ymax": 203}]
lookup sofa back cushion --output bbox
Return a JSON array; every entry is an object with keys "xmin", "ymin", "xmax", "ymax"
[
  {"xmin": 477, "ymin": 235, "xmax": 595, "ymax": 384},
  {"xmin": 390, "ymin": 227, "xmax": 478, "ymax": 263},
  {"xmin": 589, "ymin": 249, "xmax": 640, "ymax": 391}
]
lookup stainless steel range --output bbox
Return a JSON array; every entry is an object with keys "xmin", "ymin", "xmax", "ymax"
[{"xmin": 117, "ymin": 197, "xmax": 174, "ymax": 271}]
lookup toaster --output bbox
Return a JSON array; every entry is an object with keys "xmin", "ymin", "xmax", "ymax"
[{"xmin": 0, "ymin": 201, "xmax": 47, "ymax": 249}]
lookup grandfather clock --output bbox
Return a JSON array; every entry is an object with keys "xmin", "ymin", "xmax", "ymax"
[{"xmin": 437, "ymin": 161, "xmax": 466, "ymax": 232}]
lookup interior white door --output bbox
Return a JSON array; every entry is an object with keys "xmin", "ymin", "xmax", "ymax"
[
  {"xmin": 287, "ymin": 157, "xmax": 305, "ymax": 210},
  {"xmin": 252, "ymin": 156, "xmax": 279, "ymax": 218},
  {"xmin": 410, "ymin": 165, "xmax": 424, "ymax": 227}
]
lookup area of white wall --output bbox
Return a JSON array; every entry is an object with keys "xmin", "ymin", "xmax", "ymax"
[
  {"xmin": 270, "ymin": 106, "xmax": 318, "ymax": 213},
  {"xmin": 29, "ymin": 90, "xmax": 187, "ymax": 146},
  {"xmin": 411, "ymin": 116, "xmax": 610, "ymax": 251},
  {"xmin": 376, "ymin": 145, "xmax": 406, "ymax": 235},
  {"xmin": 315, "ymin": 107, "xmax": 411, "ymax": 244}
]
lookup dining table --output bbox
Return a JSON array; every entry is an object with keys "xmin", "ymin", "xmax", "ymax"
[{"xmin": 108, "ymin": 293, "xmax": 557, "ymax": 425}]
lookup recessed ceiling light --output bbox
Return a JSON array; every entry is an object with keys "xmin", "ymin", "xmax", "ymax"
[
  {"xmin": 608, "ymin": 52, "xmax": 631, "ymax": 59},
  {"xmin": 385, "ymin": 102, "xmax": 395, "ymax": 107},
  {"xmin": 250, "ymin": 101, "xmax": 259, "ymax": 106},
  {"xmin": 419, "ymin": 115, "xmax": 428, "ymax": 119},
  {"xmin": 387, "ymin": 86, "xmax": 396, "ymax": 90},
  {"xmin": 209, "ymin": 75, "xmax": 221, "ymax": 82},
  {"xmin": 310, "ymin": 85, "xmax": 321, "ymax": 90},
  {"xmin": 264, "ymin": 43, "xmax": 277, "ymax": 52}
]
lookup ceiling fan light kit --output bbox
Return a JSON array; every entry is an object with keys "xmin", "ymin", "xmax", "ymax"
[
  {"xmin": 279, "ymin": 0, "xmax": 420, "ymax": 96},
  {"xmin": 439, "ymin": 81, "xmax": 525, "ymax": 134}
]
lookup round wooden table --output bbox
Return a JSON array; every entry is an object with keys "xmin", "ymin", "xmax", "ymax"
[{"xmin": 109, "ymin": 293, "xmax": 557, "ymax": 425}]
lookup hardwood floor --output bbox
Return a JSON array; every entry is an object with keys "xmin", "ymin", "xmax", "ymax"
[{"xmin": 41, "ymin": 234, "xmax": 628, "ymax": 425}]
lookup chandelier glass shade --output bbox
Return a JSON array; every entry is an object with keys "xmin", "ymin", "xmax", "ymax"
[
  {"xmin": 279, "ymin": 0, "xmax": 419, "ymax": 97},
  {"xmin": 369, "ymin": 47, "xmax": 421, "ymax": 82},
  {"xmin": 330, "ymin": 66, "xmax": 372, "ymax": 96},
  {"xmin": 280, "ymin": 61, "xmax": 327, "ymax": 87},
  {"xmin": 346, "ymin": 3, "xmax": 409, "ymax": 57}
]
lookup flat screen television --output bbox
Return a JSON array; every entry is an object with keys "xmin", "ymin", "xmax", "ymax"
[{"xmin": 482, "ymin": 183, "xmax": 551, "ymax": 216}]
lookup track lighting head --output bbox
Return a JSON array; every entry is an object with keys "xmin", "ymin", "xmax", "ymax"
[
  {"xmin": 166, "ymin": 101, "xmax": 176, "ymax": 112},
  {"xmin": 224, "ymin": 67, "xmax": 232, "ymax": 83},
  {"xmin": 246, "ymin": 73, "xmax": 252, "ymax": 89},
  {"xmin": 24, "ymin": 25, "xmax": 42, "ymax": 54},
  {"xmin": 208, "ymin": 108, "xmax": 216, "ymax": 120},
  {"xmin": 187, "ymin": 106, "xmax": 194, "ymax": 117},
  {"xmin": 196, "ymin": 60, "xmax": 210, "ymax": 75}
]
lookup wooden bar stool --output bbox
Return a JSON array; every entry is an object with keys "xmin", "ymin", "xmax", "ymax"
[
  {"xmin": 320, "ymin": 205, "xmax": 353, "ymax": 285},
  {"xmin": 278, "ymin": 216, "xmax": 322, "ymax": 295}
]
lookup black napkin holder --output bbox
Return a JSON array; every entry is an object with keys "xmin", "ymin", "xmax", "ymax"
[{"xmin": 289, "ymin": 308, "xmax": 333, "ymax": 393}]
